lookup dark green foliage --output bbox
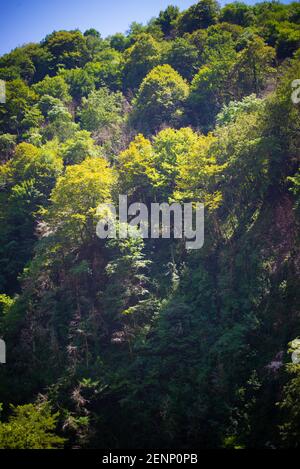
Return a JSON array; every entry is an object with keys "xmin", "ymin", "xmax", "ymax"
[
  {"xmin": 122, "ymin": 33, "xmax": 161, "ymax": 90},
  {"xmin": 177, "ymin": 0, "xmax": 220, "ymax": 33},
  {"xmin": 220, "ymin": 2, "xmax": 255, "ymax": 27},
  {"xmin": 42, "ymin": 30, "xmax": 89, "ymax": 71},
  {"xmin": 0, "ymin": 79, "xmax": 38, "ymax": 134},
  {"xmin": 155, "ymin": 5, "xmax": 180, "ymax": 37},
  {"xmin": 0, "ymin": 0, "xmax": 300, "ymax": 450},
  {"xmin": 163, "ymin": 37, "xmax": 201, "ymax": 80}
]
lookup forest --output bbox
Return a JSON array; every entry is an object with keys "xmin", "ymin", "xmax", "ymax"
[{"xmin": 0, "ymin": 0, "xmax": 300, "ymax": 449}]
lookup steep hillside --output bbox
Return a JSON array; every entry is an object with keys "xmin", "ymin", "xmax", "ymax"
[{"xmin": 0, "ymin": 0, "xmax": 300, "ymax": 449}]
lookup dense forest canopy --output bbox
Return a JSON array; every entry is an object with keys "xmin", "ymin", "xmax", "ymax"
[{"xmin": 0, "ymin": 0, "xmax": 300, "ymax": 449}]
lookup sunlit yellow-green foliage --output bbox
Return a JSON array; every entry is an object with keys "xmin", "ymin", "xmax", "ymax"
[
  {"xmin": 48, "ymin": 156, "xmax": 115, "ymax": 240},
  {"xmin": 118, "ymin": 134, "xmax": 154, "ymax": 200},
  {"xmin": 118, "ymin": 127, "xmax": 224, "ymax": 207},
  {"xmin": 1, "ymin": 141, "xmax": 63, "ymax": 188},
  {"xmin": 172, "ymin": 130, "xmax": 224, "ymax": 209},
  {"xmin": 0, "ymin": 403, "xmax": 65, "ymax": 449},
  {"xmin": 133, "ymin": 64, "xmax": 189, "ymax": 133},
  {"xmin": 151, "ymin": 127, "xmax": 196, "ymax": 192},
  {"xmin": 0, "ymin": 294, "xmax": 14, "ymax": 316}
]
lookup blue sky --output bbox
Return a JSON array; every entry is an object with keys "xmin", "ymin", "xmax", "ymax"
[{"xmin": 0, "ymin": 0, "xmax": 294, "ymax": 56}]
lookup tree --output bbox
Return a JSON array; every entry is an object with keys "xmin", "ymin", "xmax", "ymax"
[
  {"xmin": 220, "ymin": 2, "xmax": 255, "ymax": 27},
  {"xmin": 61, "ymin": 130, "xmax": 102, "ymax": 165},
  {"xmin": 132, "ymin": 65, "xmax": 189, "ymax": 133},
  {"xmin": 155, "ymin": 5, "xmax": 180, "ymax": 37},
  {"xmin": 80, "ymin": 87, "xmax": 126, "ymax": 132},
  {"xmin": 109, "ymin": 33, "xmax": 130, "ymax": 52},
  {"xmin": 163, "ymin": 37, "xmax": 200, "ymax": 81},
  {"xmin": 4, "ymin": 141, "xmax": 62, "ymax": 190},
  {"xmin": 0, "ymin": 133, "xmax": 16, "ymax": 163},
  {"xmin": 123, "ymin": 33, "xmax": 161, "ymax": 90},
  {"xmin": 235, "ymin": 35, "xmax": 275, "ymax": 95},
  {"xmin": 216, "ymin": 94, "xmax": 264, "ymax": 126},
  {"xmin": 102, "ymin": 234, "xmax": 155, "ymax": 340},
  {"xmin": 43, "ymin": 101, "xmax": 78, "ymax": 141},
  {"xmin": 150, "ymin": 127, "xmax": 206, "ymax": 200},
  {"xmin": 118, "ymin": 134, "xmax": 155, "ymax": 201},
  {"xmin": 85, "ymin": 33, "xmax": 106, "ymax": 61},
  {"xmin": 0, "ymin": 79, "xmax": 37, "ymax": 134},
  {"xmin": 21, "ymin": 105, "xmax": 44, "ymax": 138},
  {"xmin": 0, "ymin": 43, "xmax": 51, "ymax": 84},
  {"xmin": 172, "ymin": 130, "xmax": 222, "ymax": 208},
  {"xmin": 177, "ymin": 0, "xmax": 220, "ymax": 34},
  {"xmin": 42, "ymin": 30, "xmax": 89, "ymax": 70},
  {"xmin": 84, "ymin": 28, "xmax": 101, "ymax": 38},
  {"xmin": 276, "ymin": 22, "xmax": 300, "ymax": 59},
  {"xmin": 0, "ymin": 141, "xmax": 63, "ymax": 293},
  {"xmin": 126, "ymin": 22, "xmax": 147, "ymax": 39},
  {"xmin": 84, "ymin": 48, "xmax": 123, "ymax": 91},
  {"xmin": 188, "ymin": 63, "xmax": 232, "ymax": 130},
  {"xmin": 118, "ymin": 127, "xmax": 222, "ymax": 204},
  {"xmin": 59, "ymin": 68, "xmax": 95, "ymax": 100},
  {"xmin": 213, "ymin": 108, "xmax": 271, "ymax": 223},
  {"xmin": 47, "ymin": 156, "xmax": 115, "ymax": 243},
  {"xmin": 186, "ymin": 28, "xmax": 238, "ymax": 129},
  {"xmin": 33, "ymin": 74, "xmax": 71, "ymax": 102},
  {"xmin": 0, "ymin": 403, "xmax": 65, "ymax": 449}
]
